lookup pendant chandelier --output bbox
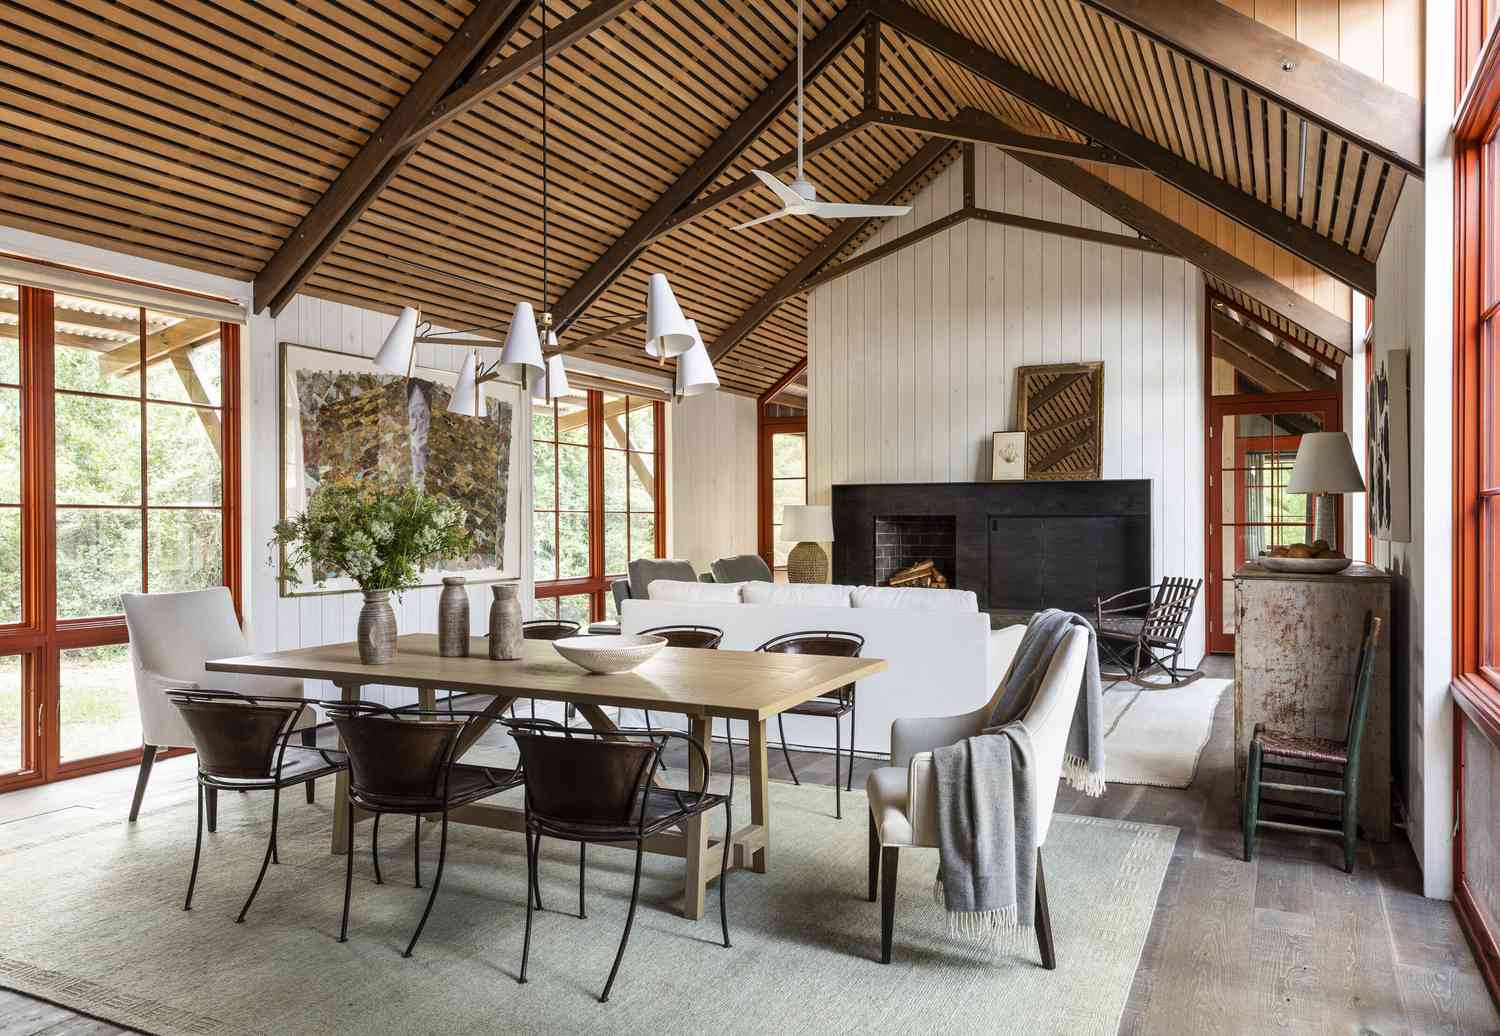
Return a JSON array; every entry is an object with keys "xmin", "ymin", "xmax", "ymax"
[{"xmin": 372, "ymin": 0, "xmax": 716, "ymax": 412}]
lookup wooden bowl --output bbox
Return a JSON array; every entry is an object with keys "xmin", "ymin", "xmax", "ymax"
[
  {"xmin": 552, "ymin": 634, "xmax": 666, "ymax": 674},
  {"xmin": 1257, "ymin": 555, "xmax": 1353, "ymax": 574}
]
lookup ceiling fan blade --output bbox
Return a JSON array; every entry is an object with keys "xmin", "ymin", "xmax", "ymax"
[
  {"xmin": 731, "ymin": 209, "xmax": 791, "ymax": 231},
  {"xmin": 751, "ymin": 169, "xmax": 808, "ymax": 208},
  {"xmin": 806, "ymin": 202, "xmax": 913, "ymax": 219}
]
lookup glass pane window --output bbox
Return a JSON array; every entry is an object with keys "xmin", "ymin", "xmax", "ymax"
[
  {"xmin": 53, "ymin": 294, "xmax": 142, "ymax": 397},
  {"xmin": 145, "ymin": 325, "xmax": 221, "ymax": 406},
  {"xmin": 0, "ymin": 654, "xmax": 21, "ymax": 775},
  {"xmin": 147, "ymin": 402, "xmax": 222, "ymax": 505},
  {"xmin": 148, "ymin": 508, "xmax": 223, "ymax": 593},
  {"xmin": 59, "ymin": 643, "xmax": 138, "ymax": 763},
  {"xmin": 0, "ymin": 284, "xmax": 20, "ymax": 385},
  {"xmin": 55, "ymin": 394, "xmax": 142, "ymax": 505},
  {"xmin": 56, "ymin": 508, "xmax": 142, "ymax": 618}
]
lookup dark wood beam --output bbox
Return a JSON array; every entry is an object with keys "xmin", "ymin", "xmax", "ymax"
[
  {"xmin": 967, "ymin": 207, "xmax": 1169, "ymax": 254},
  {"xmin": 1211, "ymin": 310, "xmax": 1336, "ymax": 392},
  {"xmin": 872, "ymin": 0, "xmax": 1377, "ymax": 295},
  {"xmin": 709, "ymin": 137, "xmax": 953, "ymax": 363},
  {"xmin": 863, "ymin": 19, "xmax": 881, "ymax": 110},
  {"xmin": 869, "ymin": 109, "xmax": 1134, "ymax": 165},
  {"xmin": 254, "ymin": 0, "xmax": 536, "ymax": 315},
  {"xmin": 553, "ymin": 0, "xmax": 873, "ymax": 334},
  {"xmin": 1212, "ymin": 338, "xmax": 1301, "ymax": 394},
  {"xmin": 1076, "ymin": 0, "xmax": 1422, "ymax": 174}
]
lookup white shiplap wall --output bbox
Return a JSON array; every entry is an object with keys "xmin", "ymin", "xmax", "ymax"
[
  {"xmin": 668, "ymin": 389, "xmax": 759, "ymax": 573},
  {"xmin": 243, "ymin": 295, "xmax": 532, "ymax": 706},
  {"xmin": 807, "ymin": 146, "xmax": 1208, "ymax": 662}
]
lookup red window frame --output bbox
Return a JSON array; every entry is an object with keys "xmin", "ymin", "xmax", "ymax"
[
  {"xmin": 756, "ymin": 360, "xmax": 808, "ymax": 572},
  {"xmin": 0, "ymin": 283, "xmax": 241, "ymax": 793}
]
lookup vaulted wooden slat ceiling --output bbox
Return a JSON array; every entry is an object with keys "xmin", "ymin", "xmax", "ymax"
[{"xmin": 0, "ymin": 0, "xmax": 1412, "ymax": 396}]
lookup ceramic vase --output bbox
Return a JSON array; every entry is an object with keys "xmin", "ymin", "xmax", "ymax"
[
  {"xmin": 438, "ymin": 576, "xmax": 469, "ymax": 657},
  {"xmin": 357, "ymin": 590, "xmax": 397, "ymax": 665},
  {"xmin": 488, "ymin": 583, "xmax": 523, "ymax": 660}
]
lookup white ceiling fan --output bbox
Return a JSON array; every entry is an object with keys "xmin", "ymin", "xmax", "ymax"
[{"xmin": 733, "ymin": 0, "xmax": 913, "ymax": 231}]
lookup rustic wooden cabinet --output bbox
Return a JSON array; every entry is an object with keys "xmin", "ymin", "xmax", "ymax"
[{"xmin": 1233, "ymin": 563, "xmax": 1393, "ymax": 841}]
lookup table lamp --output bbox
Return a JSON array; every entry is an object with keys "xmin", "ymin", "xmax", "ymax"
[
  {"xmin": 1287, "ymin": 431, "xmax": 1366, "ymax": 545},
  {"xmin": 782, "ymin": 505, "xmax": 834, "ymax": 584}
]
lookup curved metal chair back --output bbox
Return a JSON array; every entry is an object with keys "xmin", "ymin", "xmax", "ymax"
[
  {"xmin": 169, "ymin": 690, "xmax": 306, "ymax": 780},
  {"xmin": 638, "ymin": 624, "xmax": 724, "ymax": 650},
  {"xmin": 325, "ymin": 703, "xmax": 466, "ymax": 806},
  {"xmin": 522, "ymin": 619, "xmax": 581, "ymax": 641},
  {"xmin": 756, "ymin": 629, "xmax": 865, "ymax": 659},
  {"xmin": 512, "ymin": 729, "xmax": 662, "ymax": 830}
]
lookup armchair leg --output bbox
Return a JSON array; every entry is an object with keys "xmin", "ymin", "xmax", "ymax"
[
  {"xmin": 867, "ymin": 811, "xmax": 879, "ymax": 902},
  {"xmin": 1243, "ymin": 741, "xmax": 1262, "ymax": 863},
  {"xmin": 1035, "ymin": 848, "xmax": 1056, "ymax": 970},
  {"xmin": 129, "ymin": 744, "xmax": 157, "ymax": 822},
  {"xmin": 880, "ymin": 846, "xmax": 900, "ymax": 964}
]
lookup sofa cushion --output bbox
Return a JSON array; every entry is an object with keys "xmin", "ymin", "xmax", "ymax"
[
  {"xmin": 647, "ymin": 580, "xmax": 744, "ymax": 604},
  {"xmin": 851, "ymin": 585, "xmax": 978, "ymax": 612},
  {"xmin": 742, "ymin": 581, "xmax": 854, "ymax": 608}
]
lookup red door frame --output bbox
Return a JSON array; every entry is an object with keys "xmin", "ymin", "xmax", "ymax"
[{"xmin": 756, "ymin": 360, "xmax": 808, "ymax": 570}]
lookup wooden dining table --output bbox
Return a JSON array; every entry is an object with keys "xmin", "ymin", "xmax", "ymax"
[{"xmin": 206, "ymin": 634, "xmax": 886, "ymax": 920}]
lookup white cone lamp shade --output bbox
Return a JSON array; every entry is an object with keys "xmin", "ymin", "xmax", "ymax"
[
  {"xmin": 644, "ymin": 273, "xmax": 695, "ymax": 358},
  {"xmin": 1287, "ymin": 432, "xmax": 1366, "ymax": 493},
  {"xmin": 447, "ymin": 351, "xmax": 482, "ymax": 417},
  {"xmin": 531, "ymin": 353, "xmax": 577, "ymax": 402},
  {"xmin": 499, "ymin": 301, "xmax": 545, "ymax": 374},
  {"xmin": 374, "ymin": 306, "xmax": 419, "ymax": 375},
  {"xmin": 675, "ymin": 325, "xmax": 719, "ymax": 397}
]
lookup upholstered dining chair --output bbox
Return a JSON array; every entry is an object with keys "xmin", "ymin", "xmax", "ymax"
[
  {"xmin": 508, "ymin": 723, "xmax": 732, "ymax": 1003},
  {"xmin": 756, "ymin": 630, "xmax": 865, "ymax": 819},
  {"xmin": 324, "ymin": 701, "xmax": 526, "ymax": 958},
  {"xmin": 865, "ymin": 625, "xmax": 1090, "ymax": 966},
  {"xmin": 166, "ymin": 689, "xmax": 346, "ymax": 921},
  {"xmin": 123, "ymin": 588, "xmax": 315, "ymax": 825}
]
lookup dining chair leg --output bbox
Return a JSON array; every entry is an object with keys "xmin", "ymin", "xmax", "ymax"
[
  {"xmin": 719, "ymin": 800, "xmax": 732, "ymax": 949},
  {"xmin": 1341, "ymin": 782, "xmax": 1359, "ymax": 875},
  {"xmin": 777, "ymin": 714, "xmax": 799, "ymax": 786},
  {"xmin": 129, "ymin": 744, "xmax": 157, "ymax": 822},
  {"xmin": 578, "ymin": 842, "xmax": 587, "ymax": 919},
  {"xmin": 879, "ymin": 846, "xmax": 900, "ymax": 964},
  {"xmin": 370, "ymin": 812, "xmax": 383, "ymax": 885},
  {"xmin": 867, "ymin": 810, "xmax": 879, "ymax": 902},
  {"xmin": 403, "ymin": 809, "xmax": 449, "ymax": 958},
  {"xmin": 833, "ymin": 714, "xmax": 843, "ymax": 820},
  {"xmin": 531, "ymin": 833, "xmax": 545, "ymax": 911},
  {"xmin": 236, "ymin": 785, "xmax": 281, "ymax": 924},
  {"xmin": 1035, "ymin": 848, "xmax": 1056, "ymax": 970},
  {"xmin": 721, "ymin": 718, "xmax": 736, "ymax": 774},
  {"xmin": 1243, "ymin": 741, "xmax": 1262, "ymax": 863},
  {"xmin": 205, "ymin": 786, "xmax": 218, "ymax": 833},
  {"xmin": 847, "ymin": 702, "xmax": 856, "ymax": 792},
  {"xmin": 413, "ymin": 816, "xmax": 422, "ymax": 889},
  {"xmin": 520, "ymin": 827, "xmax": 537, "ymax": 984},
  {"xmin": 302, "ymin": 728, "xmax": 317, "ymax": 804},
  {"xmin": 339, "ymin": 796, "xmax": 355, "ymax": 943},
  {"xmin": 600, "ymin": 842, "xmax": 646, "ymax": 1003},
  {"xmin": 184, "ymin": 781, "xmax": 205, "ymax": 911}
]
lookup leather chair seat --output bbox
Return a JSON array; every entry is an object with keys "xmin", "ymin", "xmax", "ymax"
[{"xmin": 349, "ymin": 763, "xmax": 521, "ymax": 813}]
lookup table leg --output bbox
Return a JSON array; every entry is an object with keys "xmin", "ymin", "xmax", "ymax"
[
  {"xmin": 748, "ymin": 717, "xmax": 769, "ymax": 874},
  {"xmin": 331, "ymin": 681, "xmax": 360, "ymax": 855},
  {"xmin": 683, "ymin": 714, "xmax": 712, "ymax": 920}
]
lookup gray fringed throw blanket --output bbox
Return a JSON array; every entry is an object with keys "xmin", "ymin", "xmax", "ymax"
[{"xmin": 931, "ymin": 609, "xmax": 1106, "ymax": 944}]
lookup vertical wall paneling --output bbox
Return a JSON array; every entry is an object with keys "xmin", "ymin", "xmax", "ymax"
[
  {"xmin": 669, "ymin": 390, "xmax": 758, "ymax": 573},
  {"xmin": 806, "ymin": 148, "xmax": 1208, "ymax": 662}
]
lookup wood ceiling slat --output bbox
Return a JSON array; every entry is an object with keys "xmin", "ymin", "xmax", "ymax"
[{"xmin": 0, "ymin": 196, "xmax": 260, "ymax": 274}]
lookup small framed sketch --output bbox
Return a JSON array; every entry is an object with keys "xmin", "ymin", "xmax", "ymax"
[{"xmin": 991, "ymin": 431, "xmax": 1026, "ymax": 481}]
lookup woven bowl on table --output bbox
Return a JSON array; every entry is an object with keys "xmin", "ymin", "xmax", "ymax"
[{"xmin": 552, "ymin": 634, "xmax": 667, "ymax": 674}]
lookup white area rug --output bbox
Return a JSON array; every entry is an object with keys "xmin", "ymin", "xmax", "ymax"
[
  {"xmin": 0, "ymin": 776, "xmax": 1175, "ymax": 1035},
  {"xmin": 1102, "ymin": 678, "xmax": 1231, "ymax": 788}
]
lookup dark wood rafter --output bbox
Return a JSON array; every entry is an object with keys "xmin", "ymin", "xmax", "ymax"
[
  {"xmin": 1213, "ymin": 338, "xmax": 1300, "ymax": 394},
  {"xmin": 254, "ymin": 0, "xmax": 540, "ymax": 315},
  {"xmin": 551, "ymin": 0, "xmax": 874, "ymax": 334},
  {"xmin": 709, "ymin": 136, "xmax": 953, "ymax": 364},
  {"xmin": 871, "ymin": 0, "xmax": 1379, "ymax": 296},
  {"xmin": 868, "ymin": 109, "xmax": 1133, "ymax": 165},
  {"xmin": 1210, "ymin": 310, "xmax": 1335, "ymax": 392},
  {"xmin": 1075, "ymin": 0, "xmax": 1423, "ymax": 174}
]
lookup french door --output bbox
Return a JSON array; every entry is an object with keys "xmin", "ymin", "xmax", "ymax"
[{"xmin": 0, "ymin": 284, "xmax": 240, "ymax": 792}]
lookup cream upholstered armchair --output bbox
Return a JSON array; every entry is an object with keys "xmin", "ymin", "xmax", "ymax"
[
  {"xmin": 121, "ymin": 588, "xmax": 314, "ymax": 824},
  {"xmin": 865, "ymin": 625, "xmax": 1090, "ymax": 966}
]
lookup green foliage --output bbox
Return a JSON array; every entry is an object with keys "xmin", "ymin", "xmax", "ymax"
[{"xmin": 273, "ymin": 475, "xmax": 471, "ymax": 594}]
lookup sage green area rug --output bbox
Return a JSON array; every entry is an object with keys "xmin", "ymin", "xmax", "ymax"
[{"xmin": 0, "ymin": 777, "xmax": 1175, "ymax": 1036}]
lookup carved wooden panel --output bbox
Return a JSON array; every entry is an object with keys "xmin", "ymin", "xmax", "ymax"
[{"xmin": 1015, "ymin": 362, "xmax": 1104, "ymax": 480}]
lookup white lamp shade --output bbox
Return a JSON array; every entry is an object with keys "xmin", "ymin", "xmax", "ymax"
[
  {"xmin": 675, "ymin": 326, "xmax": 719, "ymax": 396},
  {"xmin": 373, "ymin": 306, "xmax": 419, "ymax": 375},
  {"xmin": 781, "ymin": 504, "xmax": 834, "ymax": 542},
  {"xmin": 500, "ymin": 301, "xmax": 545, "ymax": 374},
  {"xmin": 531, "ymin": 353, "xmax": 578, "ymax": 401},
  {"xmin": 644, "ymin": 273, "xmax": 695, "ymax": 358},
  {"xmin": 448, "ymin": 351, "xmax": 482, "ymax": 417},
  {"xmin": 1287, "ymin": 431, "xmax": 1366, "ymax": 494}
]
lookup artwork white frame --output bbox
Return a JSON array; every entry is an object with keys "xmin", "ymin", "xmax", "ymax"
[
  {"xmin": 278, "ymin": 342, "xmax": 524, "ymax": 596},
  {"xmin": 1366, "ymin": 348, "xmax": 1410, "ymax": 543},
  {"xmin": 991, "ymin": 431, "xmax": 1026, "ymax": 481}
]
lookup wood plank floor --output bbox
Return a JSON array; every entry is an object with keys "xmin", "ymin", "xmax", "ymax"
[{"xmin": 2, "ymin": 659, "xmax": 1496, "ymax": 1034}]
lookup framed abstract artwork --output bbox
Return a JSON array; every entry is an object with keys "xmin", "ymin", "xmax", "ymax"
[
  {"xmin": 277, "ymin": 342, "xmax": 524, "ymax": 596},
  {"xmin": 1366, "ymin": 348, "xmax": 1411, "ymax": 542},
  {"xmin": 1015, "ymin": 362, "xmax": 1104, "ymax": 480}
]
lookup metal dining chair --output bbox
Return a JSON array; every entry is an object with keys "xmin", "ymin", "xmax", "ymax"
[
  {"xmin": 508, "ymin": 722, "xmax": 732, "ymax": 1003},
  {"xmin": 635, "ymin": 625, "xmax": 723, "ymax": 769},
  {"xmin": 756, "ymin": 631, "xmax": 865, "ymax": 819},
  {"xmin": 517, "ymin": 619, "xmax": 582, "ymax": 722},
  {"xmin": 323, "ymin": 701, "xmax": 526, "ymax": 958},
  {"xmin": 166, "ymin": 689, "xmax": 346, "ymax": 921}
]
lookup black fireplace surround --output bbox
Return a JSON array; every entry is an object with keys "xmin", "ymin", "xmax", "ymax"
[{"xmin": 832, "ymin": 480, "xmax": 1151, "ymax": 620}]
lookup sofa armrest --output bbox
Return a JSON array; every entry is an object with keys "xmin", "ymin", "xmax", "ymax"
[
  {"xmin": 987, "ymin": 623, "xmax": 1027, "ymax": 687},
  {"xmin": 890, "ymin": 709, "xmax": 985, "ymax": 769}
]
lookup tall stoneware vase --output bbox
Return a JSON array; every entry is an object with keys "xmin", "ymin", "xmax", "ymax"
[
  {"xmin": 488, "ymin": 583, "xmax": 523, "ymax": 660},
  {"xmin": 438, "ymin": 576, "xmax": 469, "ymax": 657},
  {"xmin": 357, "ymin": 590, "xmax": 397, "ymax": 664}
]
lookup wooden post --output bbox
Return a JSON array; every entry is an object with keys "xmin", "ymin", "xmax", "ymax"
[
  {"xmin": 331, "ymin": 681, "xmax": 360, "ymax": 855},
  {"xmin": 748, "ymin": 718, "xmax": 769, "ymax": 873},
  {"xmin": 683, "ymin": 713, "xmax": 713, "ymax": 919}
]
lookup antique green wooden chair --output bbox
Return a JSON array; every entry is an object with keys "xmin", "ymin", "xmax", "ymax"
[{"xmin": 1242, "ymin": 614, "xmax": 1382, "ymax": 873}]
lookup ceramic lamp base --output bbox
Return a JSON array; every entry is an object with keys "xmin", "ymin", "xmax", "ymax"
[{"xmin": 786, "ymin": 541, "xmax": 828, "ymax": 584}]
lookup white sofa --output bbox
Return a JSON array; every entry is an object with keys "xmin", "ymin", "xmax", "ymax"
[{"xmin": 619, "ymin": 581, "xmax": 1024, "ymax": 757}]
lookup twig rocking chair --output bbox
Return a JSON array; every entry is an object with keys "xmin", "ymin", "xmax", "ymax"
[{"xmin": 1095, "ymin": 577, "xmax": 1204, "ymax": 689}]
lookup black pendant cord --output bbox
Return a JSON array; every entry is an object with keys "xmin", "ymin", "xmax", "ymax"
[{"xmin": 541, "ymin": 0, "xmax": 550, "ymax": 327}]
